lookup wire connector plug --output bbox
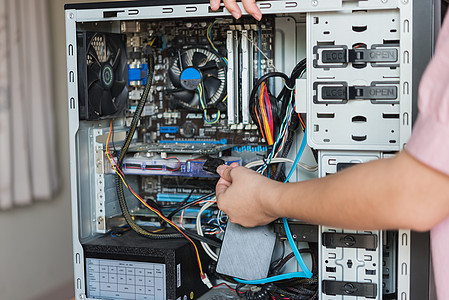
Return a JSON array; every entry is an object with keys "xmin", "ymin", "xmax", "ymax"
[
  {"xmin": 202, "ymin": 157, "xmax": 225, "ymax": 175},
  {"xmin": 201, "ymin": 273, "xmax": 213, "ymax": 288}
]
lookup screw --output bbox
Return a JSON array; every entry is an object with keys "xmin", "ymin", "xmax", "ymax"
[
  {"xmin": 69, "ymin": 13, "xmax": 74, "ymax": 19},
  {"xmin": 79, "ymin": 294, "xmax": 85, "ymax": 299},
  {"xmin": 381, "ymin": 0, "xmax": 387, "ymax": 2},
  {"xmin": 312, "ymin": 0, "xmax": 318, "ymax": 6},
  {"xmin": 292, "ymin": 234, "xmax": 297, "ymax": 239}
]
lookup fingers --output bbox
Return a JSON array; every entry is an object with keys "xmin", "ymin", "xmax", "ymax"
[
  {"xmin": 215, "ymin": 177, "xmax": 231, "ymax": 199},
  {"xmin": 216, "ymin": 163, "xmax": 239, "ymax": 182},
  {"xmin": 242, "ymin": 0, "xmax": 261, "ymax": 21},
  {"xmin": 223, "ymin": 0, "xmax": 242, "ymax": 19},
  {"xmin": 210, "ymin": 0, "xmax": 221, "ymax": 11},
  {"xmin": 210, "ymin": 0, "xmax": 262, "ymax": 20}
]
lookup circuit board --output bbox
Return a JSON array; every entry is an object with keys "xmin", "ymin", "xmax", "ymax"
[{"xmin": 121, "ymin": 17, "xmax": 275, "ymax": 149}]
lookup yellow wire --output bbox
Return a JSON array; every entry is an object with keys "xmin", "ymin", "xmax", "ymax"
[
  {"xmin": 259, "ymin": 83, "xmax": 273, "ymax": 144},
  {"xmin": 207, "ymin": 20, "xmax": 228, "ymax": 65},
  {"xmin": 105, "ymin": 121, "xmax": 204, "ymax": 276},
  {"xmin": 207, "ymin": 20, "xmax": 220, "ymax": 52},
  {"xmin": 198, "ymin": 83, "xmax": 220, "ymax": 124}
]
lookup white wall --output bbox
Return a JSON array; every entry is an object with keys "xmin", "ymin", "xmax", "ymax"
[{"xmin": 0, "ymin": 2, "xmax": 135, "ymax": 299}]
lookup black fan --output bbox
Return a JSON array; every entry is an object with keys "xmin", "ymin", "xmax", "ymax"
[
  {"xmin": 168, "ymin": 48, "xmax": 226, "ymax": 109},
  {"xmin": 78, "ymin": 32, "xmax": 128, "ymax": 120}
]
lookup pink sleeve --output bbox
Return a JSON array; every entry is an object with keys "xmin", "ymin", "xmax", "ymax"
[
  {"xmin": 406, "ymin": 14, "xmax": 449, "ymax": 300},
  {"xmin": 406, "ymin": 14, "xmax": 449, "ymax": 177}
]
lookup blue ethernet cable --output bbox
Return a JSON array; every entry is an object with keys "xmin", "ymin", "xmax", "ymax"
[{"xmin": 234, "ymin": 129, "xmax": 313, "ymax": 285}]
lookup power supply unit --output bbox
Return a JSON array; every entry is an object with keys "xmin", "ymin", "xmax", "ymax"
[{"xmin": 83, "ymin": 229, "xmax": 209, "ymax": 300}]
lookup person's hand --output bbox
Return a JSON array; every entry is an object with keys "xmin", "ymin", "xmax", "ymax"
[
  {"xmin": 215, "ymin": 163, "xmax": 282, "ymax": 227},
  {"xmin": 210, "ymin": 0, "xmax": 262, "ymax": 21}
]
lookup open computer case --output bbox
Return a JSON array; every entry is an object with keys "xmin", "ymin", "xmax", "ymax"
[{"xmin": 65, "ymin": 0, "xmax": 439, "ymax": 299}]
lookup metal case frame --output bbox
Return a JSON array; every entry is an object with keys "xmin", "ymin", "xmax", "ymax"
[{"xmin": 65, "ymin": 1, "xmax": 435, "ymax": 299}]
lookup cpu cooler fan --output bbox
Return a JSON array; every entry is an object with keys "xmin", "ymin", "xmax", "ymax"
[
  {"xmin": 168, "ymin": 48, "xmax": 226, "ymax": 110},
  {"xmin": 77, "ymin": 32, "xmax": 128, "ymax": 120}
]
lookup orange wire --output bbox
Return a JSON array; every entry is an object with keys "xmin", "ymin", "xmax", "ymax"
[
  {"xmin": 259, "ymin": 83, "xmax": 273, "ymax": 144},
  {"xmin": 260, "ymin": 86, "xmax": 273, "ymax": 144},
  {"xmin": 298, "ymin": 113, "xmax": 306, "ymax": 130},
  {"xmin": 164, "ymin": 156, "xmax": 181, "ymax": 171},
  {"xmin": 105, "ymin": 121, "xmax": 205, "ymax": 277},
  {"xmin": 254, "ymin": 107, "xmax": 267, "ymax": 142}
]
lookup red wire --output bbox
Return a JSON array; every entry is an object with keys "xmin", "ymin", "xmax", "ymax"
[
  {"xmin": 264, "ymin": 87, "xmax": 274, "ymax": 135},
  {"xmin": 186, "ymin": 158, "xmax": 205, "ymax": 162},
  {"xmin": 298, "ymin": 113, "xmax": 306, "ymax": 129},
  {"xmin": 164, "ymin": 156, "xmax": 181, "ymax": 171},
  {"xmin": 106, "ymin": 121, "xmax": 205, "ymax": 277},
  {"xmin": 213, "ymin": 283, "xmax": 245, "ymax": 294},
  {"xmin": 254, "ymin": 107, "xmax": 267, "ymax": 142}
]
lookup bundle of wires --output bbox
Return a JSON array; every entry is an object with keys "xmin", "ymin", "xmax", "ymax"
[
  {"xmin": 249, "ymin": 59, "xmax": 307, "ymax": 177},
  {"xmin": 198, "ymin": 83, "xmax": 220, "ymax": 124},
  {"xmin": 109, "ymin": 47, "xmax": 218, "ymax": 286},
  {"xmin": 207, "ymin": 19, "xmax": 228, "ymax": 66},
  {"xmin": 226, "ymin": 59, "xmax": 318, "ymax": 299},
  {"xmin": 250, "ymin": 72, "xmax": 289, "ymax": 147}
]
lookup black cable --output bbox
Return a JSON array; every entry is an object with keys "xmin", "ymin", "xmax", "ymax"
[
  {"xmin": 248, "ymin": 60, "xmax": 306, "ymax": 168},
  {"xmin": 249, "ymin": 72, "xmax": 289, "ymax": 141},
  {"xmin": 114, "ymin": 51, "xmax": 220, "ymax": 248},
  {"xmin": 236, "ymin": 283, "xmax": 247, "ymax": 299},
  {"xmin": 280, "ymin": 59, "xmax": 306, "ymax": 118},
  {"xmin": 158, "ymin": 189, "xmax": 196, "ymax": 228},
  {"xmin": 272, "ymin": 249, "xmax": 315, "ymax": 275},
  {"xmin": 178, "ymin": 189, "xmax": 195, "ymax": 207},
  {"xmin": 183, "ymin": 229, "xmax": 221, "ymax": 248},
  {"xmin": 167, "ymin": 192, "xmax": 215, "ymax": 220},
  {"xmin": 272, "ymin": 113, "xmax": 298, "ymax": 181},
  {"xmin": 273, "ymin": 287, "xmax": 315, "ymax": 299},
  {"xmin": 270, "ymin": 236, "xmax": 286, "ymax": 270},
  {"xmin": 115, "ymin": 51, "xmax": 180, "ymax": 239}
]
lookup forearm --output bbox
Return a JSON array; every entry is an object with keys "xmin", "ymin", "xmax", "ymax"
[{"xmin": 266, "ymin": 151, "xmax": 449, "ymax": 231}]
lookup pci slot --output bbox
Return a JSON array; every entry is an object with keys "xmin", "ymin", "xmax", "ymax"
[
  {"xmin": 157, "ymin": 193, "xmax": 214, "ymax": 203},
  {"xmin": 241, "ymin": 29, "xmax": 251, "ymax": 124},
  {"xmin": 249, "ymin": 28, "xmax": 254, "ymax": 119},
  {"xmin": 226, "ymin": 30, "xmax": 237, "ymax": 125}
]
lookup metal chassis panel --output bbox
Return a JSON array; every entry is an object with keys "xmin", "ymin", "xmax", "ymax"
[{"xmin": 306, "ymin": 1, "xmax": 413, "ymax": 151}]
